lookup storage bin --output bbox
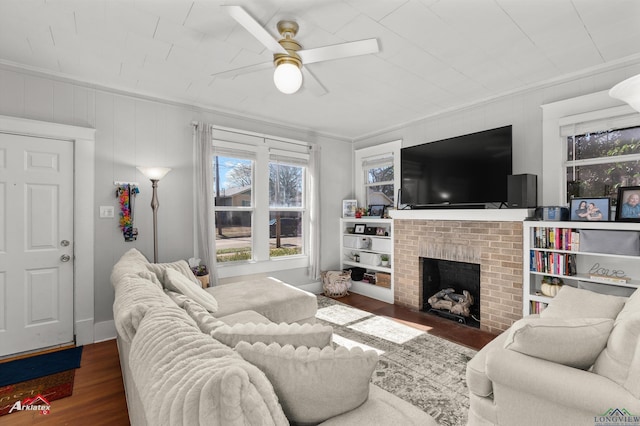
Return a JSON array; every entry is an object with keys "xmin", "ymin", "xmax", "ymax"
[
  {"xmin": 343, "ymin": 235, "xmax": 371, "ymax": 249},
  {"xmin": 371, "ymin": 238, "xmax": 391, "ymax": 252},
  {"xmin": 375, "ymin": 272, "xmax": 391, "ymax": 288},
  {"xmin": 359, "ymin": 252, "xmax": 381, "ymax": 266},
  {"xmin": 580, "ymin": 230, "xmax": 640, "ymax": 255},
  {"xmin": 344, "ymin": 267, "xmax": 366, "ymax": 281}
]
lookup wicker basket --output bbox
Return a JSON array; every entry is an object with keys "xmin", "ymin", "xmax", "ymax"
[{"xmin": 321, "ymin": 270, "xmax": 352, "ymax": 298}]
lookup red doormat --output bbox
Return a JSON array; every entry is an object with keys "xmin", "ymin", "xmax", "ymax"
[{"xmin": 0, "ymin": 369, "xmax": 76, "ymax": 416}]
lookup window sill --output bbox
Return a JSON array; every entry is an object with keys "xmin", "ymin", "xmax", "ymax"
[{"xmin": 216, "ymin": 256, "xmax": 309, "ymax": 279}]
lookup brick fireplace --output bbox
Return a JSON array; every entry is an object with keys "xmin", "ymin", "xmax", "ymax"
[{"xmin": 393, "ymin": 218, "xmax": 524, "ymax": 334}]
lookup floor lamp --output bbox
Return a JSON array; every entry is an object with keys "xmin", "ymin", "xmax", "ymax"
[{"xmin": 137, "ymin": 167, "xmax": 171, "ymax": 263}]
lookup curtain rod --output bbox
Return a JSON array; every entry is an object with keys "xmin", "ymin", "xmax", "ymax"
[{"xmin": 191, "ymin": 121, "xmax": 311, "ymax": 149}]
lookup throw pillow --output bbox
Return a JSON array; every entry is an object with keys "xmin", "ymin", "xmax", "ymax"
[
  {"xmin": 504, "ymin": 317, "xmax": 614, "ymax": 369},
  {"xmin": 235, "ymin": 342, "xmax": 378, "ymax": 425},
  {"xmin": 163, "ymin": 268, "xmax": 218, "ymax": 313},
  {"xmin": 146, "ymin": 259, "xmax": 200, "ymax": 286},
  {"xmin": 212, "ymin": 322, "xmax": 333, "ymax": 348},
  {"xmin": 539, "ymin": 285, "xmax": 626, "ymax": 320},
  {"xmin": 593, "ymin": 288, "xmax": 640, "ymax": 396}
]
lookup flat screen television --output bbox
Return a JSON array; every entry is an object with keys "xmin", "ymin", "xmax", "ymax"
[{"xmin": 401, "ymin": 125, "xmax": 512, "ymax": 207}]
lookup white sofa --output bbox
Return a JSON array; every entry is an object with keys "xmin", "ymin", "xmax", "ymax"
[
  {"xmin": 466, "ymin": 285, "xmax": 640, "ymax": 426},
  {"xmin": 112, "ymin": 249, "xmax": 436, "ymax": 425}
]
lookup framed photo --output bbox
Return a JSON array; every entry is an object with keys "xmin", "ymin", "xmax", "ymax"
[
  {"xmin": 615, "ymin": 186, "xmax": 640, "ymax": 222},
  {"xmin": 368, "ymin": 204, "xmax": 385, "ymax": 217},
  {"xmin": 354, "ymin": 224, "xmax": 366, "ymax": 234},
  {"xmin": 342, "ymin": 199, "xmax": 357, "ymax": 218},
  {"xmin": 570, "ymin": 197, "xmax": 610, "ymax": 221},
  {"xmin": 376, "ymin": 227, "xmax": 386, "ymax": 236}
]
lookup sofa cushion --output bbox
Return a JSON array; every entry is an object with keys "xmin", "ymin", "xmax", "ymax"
[
  {"xmin": 146, "ymin": 259, "xmax": 200, "ymax": 286},
  {"xmin": 504, "ymin": 317, "xmax": 614, "ymax": 369},
  {"xmin": 137, "ymin": 270, "xmax": 163, "ymax": 289},
  {"xmin": 212, "ymin": 322, "xmax": 333, "ymax": 349},
  {"xmin": 218, "ymin": 310, "xmax": 272, "ymax": 326},
  {"xmin": 540, "ymin": 285, "xmax": 626, "ymax": 320},
  {"xmin": 235, "ymin": 342, "xmax": 378, "ymax": 425},
  {"xmin": 207, "ymin": 277, "xmax": 317, "ymax": 323},
  {"xmin": 113, "ymin": 274, "xmax": 175, "ymax": 342},
  {"xmin": 163, "ymin": 268, "xmax": 218, "ymax": 313},
  {"xmin": 593, "ymin": 288, "xmax": 640, "ymax": 396},
  {"xmin": 130, "ymin": 306, "xmax": 288, "ymax": 426},
  {"xmin": 110, "ymin": 248, "xmax": 151, "ymax": 283},
  {"xmin": 181, "ymin": 298, "xmax": 227, "ymax": 335}
]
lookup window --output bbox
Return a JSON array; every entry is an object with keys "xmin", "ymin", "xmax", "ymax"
[
  {"xmin": 269, "ymin": 157, "xmax": 306, "ymax": 258},
  {"xmin": 354, "ymin": 141, "xmax": 401, "ymax": 213},
  {"xmin": 364, "ymin": 157, "xmax": 394, "ymax": 207},
  {"xmin": 213, "ymin": 153, "xmax": 254, "ymax": 262},
  {"xmin": 210, "ymin": 130, "xmax": 311, "ymax": 274},
  {"xmin": 564, "ymin": 126, "xmax": 640, "ymax": 204}
]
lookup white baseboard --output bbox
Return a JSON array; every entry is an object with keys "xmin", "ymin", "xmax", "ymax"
[{"xmin": 93, "ymin": 320, "xmax": 116, "ymax": 343}]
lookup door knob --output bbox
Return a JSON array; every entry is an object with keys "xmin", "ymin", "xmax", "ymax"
[{"xmin": 60, "ymin": 254, "xmax": 71, "ymax": 262}]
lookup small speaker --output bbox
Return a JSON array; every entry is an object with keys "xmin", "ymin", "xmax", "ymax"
[{"xmin": 507, "ymin": 174, "xmax": 537, "ymax": 208}]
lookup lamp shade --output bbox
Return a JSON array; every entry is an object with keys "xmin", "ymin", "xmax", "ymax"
[
  {"xmin": 609, "ymin": 74, "xmax": 640, "ymax": 112},
  {"xmin": 273, "ymin": 62, "xmax": 302, "ymax": 94},
  {"xmin": 137, "ymin": 167, "xmax": 171, "ymax": 181}
]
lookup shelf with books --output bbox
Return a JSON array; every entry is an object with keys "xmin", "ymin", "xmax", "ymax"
[{"xmin": 523, "ymin": 221, "xmax": 640, "ymax": 316}]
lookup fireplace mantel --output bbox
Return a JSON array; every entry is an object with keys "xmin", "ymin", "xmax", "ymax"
[{"xmin": 390, "ymin": 208, "xmax": 533, "ymax": 222}]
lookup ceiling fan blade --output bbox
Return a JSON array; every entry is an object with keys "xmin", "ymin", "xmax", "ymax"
[
  {"xmin": 223, "ymin": 5, "xmax": 287, "ymax": 55},
  {"xmin": 212, "ymin": 62, "xmax": 272, "ymax": 79},
  {"xmin": 302, "ymin": 68, "xmax": 328, "ymax": 96},
  {"xmin": 298, "ymin": 39, "xmax": 379, "ymax": 65}
]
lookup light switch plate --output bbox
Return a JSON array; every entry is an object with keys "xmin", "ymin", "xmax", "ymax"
[{"xmin": 100, "ymin": 205, "xmax": 115, "ymax": 218}]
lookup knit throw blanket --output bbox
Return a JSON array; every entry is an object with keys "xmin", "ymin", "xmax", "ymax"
[{"xmin": 129, "ymin": 307, "xmax": 288, "ymax": 426}]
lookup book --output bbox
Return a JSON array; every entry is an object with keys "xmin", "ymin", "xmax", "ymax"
[{"xmin": 589, "ymin": 274, "xmax": 631, "ymax": 284}]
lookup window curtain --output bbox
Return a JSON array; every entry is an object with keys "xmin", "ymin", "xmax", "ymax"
[
  {"xmin": 194, "ymin": 122, "xmax": 218, "ymax": 285},
  {"xmin": 308, "ymin": 144, "xmax": 321, "ymax": 280}
]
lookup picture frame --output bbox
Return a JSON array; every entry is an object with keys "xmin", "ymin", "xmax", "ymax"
[
  {"xmin": 570, "ymin": 197, "xmax": 610, "ymax": 221},
  {"xmin": 342, "ymin": 199, "xmax": 357, "ymax": 218},
  {"xmin": 615, "ymin": 186, "xmax": 640, "ymax": 222},
  {"xmin": 354, "ymin": 224, "xmax": 366, "ymax": 234},
  {"xmin": 376, "ymin": 227, "xmax": 386, "ymax": 236},
  {"xmin": 368, "ymin": 204, "xmax": 385, "ymax": 218}
]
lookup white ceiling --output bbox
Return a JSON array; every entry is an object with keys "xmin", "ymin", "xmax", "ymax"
[{"xmin": 0, "ymin": 0, "xmax": 639, "ymax": 140}]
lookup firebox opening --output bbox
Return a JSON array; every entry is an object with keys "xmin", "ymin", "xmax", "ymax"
[{"xmin": 421, "ymin": 257, "xmax": 480, "ymax": 329}]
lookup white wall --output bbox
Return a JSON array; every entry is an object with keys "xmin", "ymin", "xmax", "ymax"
[
  {"xmin": 354, "ymin": 62, "xmax": 640, "ymax": 206},
  {"xmin": 0, "ymin": 65, "xmax": 352, "ymax": 331}
]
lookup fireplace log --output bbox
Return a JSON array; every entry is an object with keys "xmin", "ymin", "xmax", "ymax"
[{"xmin": 428, "ymin": 288, "xmax": 474, "ymax": 317}]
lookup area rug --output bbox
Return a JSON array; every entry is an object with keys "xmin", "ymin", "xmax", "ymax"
[
  {"xmin": 316, "ymin": 296, "xmax": 476, "ymax": 426},
  {"xmin": 0, "ymin": 346, "xmax": 83, "ymax": 416}
]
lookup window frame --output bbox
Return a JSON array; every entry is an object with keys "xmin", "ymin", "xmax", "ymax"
[
  {"xmin": 541, "ymin": 91, "xmax": 640, "ymax": 206},
  {"xmin": 209, "ymin": 130, "xmax": 310, "ymax": 278},
  {"xmin": 355, "ymin": 140, "xmax": 402, "ymax": 212}
]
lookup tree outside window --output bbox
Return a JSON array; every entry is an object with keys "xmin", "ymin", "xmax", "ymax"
[
  {"xmin": 365, "ymin": 163, "xmax": 394, "ymax": 208},
  {"xmin": 566, "ymin": 126, "xmax": 640, "ymax": 205},
  {"xmin": 269, "ymin": 161, "xmax": 305, "ymax": 258}
]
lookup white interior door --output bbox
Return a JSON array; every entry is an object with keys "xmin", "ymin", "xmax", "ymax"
[{"xmin": 0, "ymin": 132, "xmax": 74, "ymax": 357}]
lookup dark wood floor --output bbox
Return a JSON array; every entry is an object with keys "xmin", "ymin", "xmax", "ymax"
[{"xmin": 0, "ymin": 292, "xmax": 496, "ymax": 425}]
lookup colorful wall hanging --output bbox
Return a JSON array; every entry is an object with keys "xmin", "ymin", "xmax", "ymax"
[{"xmin": 117, "ymin": 183, "xmax": 139, "ymax": 241}]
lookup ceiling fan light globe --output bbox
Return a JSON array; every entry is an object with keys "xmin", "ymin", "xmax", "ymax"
[
  {"xmin": 610, "ymin": 73, "xmax": 640, "ymax": 112},
  {"xmin": 274, "ymin": 63, "xmax": 302, "ymax": 94}
]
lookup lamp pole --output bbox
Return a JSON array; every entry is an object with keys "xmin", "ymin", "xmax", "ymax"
[
  {"xmin": 137, "ymin": 167, "xmax": 171, "ymax": 263},
  {"xmin": 150, "ymin": 179, "xmax": 160, "ymax": 263}
]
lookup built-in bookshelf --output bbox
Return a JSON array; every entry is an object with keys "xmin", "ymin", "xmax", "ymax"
[
  {"xmin": 340, "ymin": 218, "xmax": 394, "ymax": 303},
  {"xmin": 523, "ymin": 221, "xmax": 640, "ymax": 316}
]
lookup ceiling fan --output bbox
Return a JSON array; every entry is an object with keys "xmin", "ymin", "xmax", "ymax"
[{"xmin": 213, "ymin": 6, "xmax": 380, "ymax": 95}]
